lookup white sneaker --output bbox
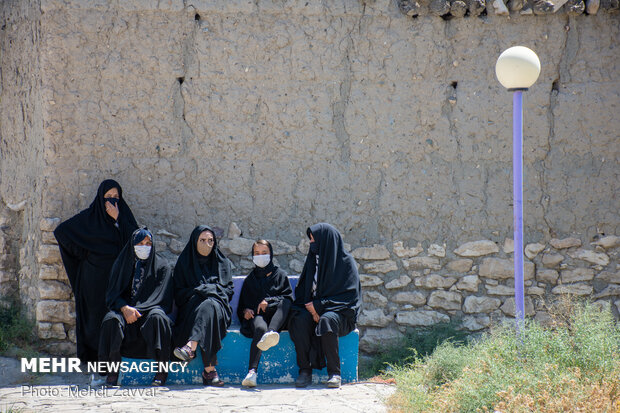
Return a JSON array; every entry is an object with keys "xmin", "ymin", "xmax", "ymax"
[
  {"xmin": 242, "ymin": 369, "xmax": 257, "ymax": 387},
  {"xmin": 256, "ymin": 331, "xmax": 280, "ymax": 351},
  {"xmin": 326, "ymin": 374, "xmax": 341, "ymax": 388},
  {"xmin": 89, "ymin": 373, "xmax": 106, "ymax": 386}
]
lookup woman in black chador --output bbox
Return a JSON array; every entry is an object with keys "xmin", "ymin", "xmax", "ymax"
[
  {"xmin": 98, "ymin": 228, "xmax": 173, "ymax": 386},
  {"xmin": 172, "ymin": 225, "xmax": 234, "ymax": 386},
  {"xmin": 237, "ymin": 240, "xmax": 293, "ymax": 388},
  {"xmin": 54, "ymin": 179, "xmax": 138, "ymax": 366},
  {"xmin": 289, "ymin": 223, "xmax": 361, "ymax": 389}
]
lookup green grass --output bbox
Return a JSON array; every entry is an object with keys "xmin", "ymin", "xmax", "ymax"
[
  {"xmin": 360, "ymin": 320, "xmax": 470, "ymax": 379},
  {"xmin": 0, "ymin": 297, "xmax": 40, "ymax": 358},
  {"xmin": 387, "ymin": 300, "xmax": 620, "ymax": 412}
]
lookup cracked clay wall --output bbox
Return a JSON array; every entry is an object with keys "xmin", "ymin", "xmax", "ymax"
[
  {"xmin": 0, "ymin": 0, "xmax": 618, "ymax": 354},
  {"xmin": 0, "ymin": 0, "xmax": 45, "ymax": 319}
]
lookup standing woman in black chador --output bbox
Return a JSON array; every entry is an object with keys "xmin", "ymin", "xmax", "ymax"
[
  {"xmin": 237, "ymin": 240, "xmax": 293, "ymax": 388},
  {"xmin": 99, "ymin": 228, "xmax": 173, "ymax": 386},
  {"xmin": 54, "ymin": 179, "xmax": 138, "ymax": 369},
  {"xmin": 172, "ymin": 225, "xmax": 234, "ymax": 386},
  {"xmin": 289, "ymin": 223, "xmax": 361, "ymax": 389}
]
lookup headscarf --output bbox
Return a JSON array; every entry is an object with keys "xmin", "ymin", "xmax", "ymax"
[
  {"xmin": 237, "ymin": 241, "xmax": 293, "ymax": 323},
  {"xmin": 54, "ymin": 179, "xmax": 138, "ymax": 288},
  {"xmin": 294, "ymin": 223, "xmax": 361, "ymax": 319},
  {"xmin": 105, "ymin": 228, "xmax": 173, "ymax": 314},
  {"xmin": 173, "ymin": 225, "xmax": 233, "ymax": 308}
]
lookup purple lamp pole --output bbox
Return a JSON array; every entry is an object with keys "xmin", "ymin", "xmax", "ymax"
[
  {"xmin": 513, "ymin": 90, "xmax": 525, "ymax": 323},
  {"xmin": 496, "ymin": 47, "xmax": 541, "ymax": 327}
]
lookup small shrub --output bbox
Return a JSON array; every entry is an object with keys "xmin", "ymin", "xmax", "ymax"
[
  {"xmin": 387, "ymin": 300, "xmax": 620, "ymax": 412},
  {"xmin": 360, "ymin": 321, "xmax": 470, "ymax": 379},
  {"xmin": 0, "ymin": 297, "xmax": 38, "ymax": 355}
]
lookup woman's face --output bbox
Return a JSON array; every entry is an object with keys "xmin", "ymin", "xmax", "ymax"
[
  {"xmin": 104, "ymin": 187, "xmax": 120, "ymax": 199},
  {"xmin": 197, "ymin": 230, "xmax": 215, "ymax": 257},
  {"xmin": 136, "ymin": 236, "xmax": 152, "ymax": 246},
  {"xmin": 253, "ymin": 243, "xmax": 270, "ymax": 256}
]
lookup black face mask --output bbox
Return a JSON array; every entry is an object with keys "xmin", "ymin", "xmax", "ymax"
[
  {"xmin": 309, "ymin": 241, "xmax": 319, "ymax": 255},
  {"xmin": 104, "ymin": 197, "xmax": 119, "ymax": 207}
]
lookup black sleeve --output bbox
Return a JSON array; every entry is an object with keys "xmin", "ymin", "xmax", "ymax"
[
  {"xmin": 173, "ymin": 267, "xmax": 196, "ymax": 307},
  {"xmin": 54, "ymin": 223, "xmax": 88, "ymax": 290},
  {"xmin": 105, "ymin": 257, "xmax": 129, "ymax": 312},
  {"xmin": 237, "ymin": 277, "xmax": 251, "ymax": 321}
]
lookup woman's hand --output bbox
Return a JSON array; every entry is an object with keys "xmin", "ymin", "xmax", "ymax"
[
  {"xmin": 257, "ymin": 300, "xmax": 268, "ymax": 314},
  {"xmin": 105, "ymin": 200, "xmax": 119, "ymax": 221},
  {"xmin": 121, "ymin": 305, "xmax": 142, "ymax": 324},
  {"xmin": 305, "ymin": 302, "xmax": 320, "ymax": 323},
  {"xmin": 244, "ymin": 308, "xmax": 255, "ymax": 320}
]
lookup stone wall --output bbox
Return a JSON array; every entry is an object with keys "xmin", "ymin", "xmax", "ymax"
[
  {"xmin": 0, "ymin": 0, "xmax": 618, "ymax": 354},
  {"xmin": 32, "ymin": 216, "xmax": 620, "ymax": 355}
]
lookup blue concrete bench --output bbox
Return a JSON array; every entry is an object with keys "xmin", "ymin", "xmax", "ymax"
[{"xmin": 120, "ymin": 276, "xmax": 359, "ymax": 385}]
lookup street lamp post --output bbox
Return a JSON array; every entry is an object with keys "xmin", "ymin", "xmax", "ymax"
[{"xmin": 495, "ymin": 46, "xmax": 541, "ymax": 327}]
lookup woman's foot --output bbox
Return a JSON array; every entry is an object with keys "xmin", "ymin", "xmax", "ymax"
[
  {"xmin": 152, "ymin": 371, "xmax": 168, "ymax": 386},
  {"xmin": 295, "ymin": 369, "xmax": 312, "ymax": 388},
  {"xmin": 202, "ymin": 369, "xmax": 225, "ymax": 387},
  {"xmin": 105, "ymin": 372, "xmax": 119, "ymax": 386},
  {"xmin": 89, "ymin": 373, "xmax": 106, "ymax": 386},
  {"xmin": 242, "ymin": 369, "xmax": 257, "ymax": 387},
  {"xmin": 256, "ymin": 330, "xmax": 280, "ymax": 351},
  {"xmin": 173, "ymin": 344, "xmax": 196, "ymax": 362},
  {"xmin": 326, "ymin": 374, "xmax": 341, "ymax": 388}
]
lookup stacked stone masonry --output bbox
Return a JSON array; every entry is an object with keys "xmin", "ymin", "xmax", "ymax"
[
  {"xmin": 398, "ymin": 0, "xmax": 618, "ymax": 17},
  {"xmin": 34, "ymin": 218, "xmax": 620, "ymax": 355}
]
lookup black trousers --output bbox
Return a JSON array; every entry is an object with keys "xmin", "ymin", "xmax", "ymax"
[
  {"xmin": 289, "ymin": 308, "xmax": 351, "ymax": 376},
  {"xmin": 242, "ymin": 299, "xmax": 291, "ymax": 371},
  {"xmin": 98, "ymin": 307, "xmax": 172, "ymax": 372}
]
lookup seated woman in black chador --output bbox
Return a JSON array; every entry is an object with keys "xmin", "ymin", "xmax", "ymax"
[
  {"xmin": 237, "ymin": 240, "xmax": 293, "ymax": 388},
  {"xmin": 288, "ymin": 223, "xmax": 361, "ymax": 389},
  {"xmin": 54, "ymin": 180, "xmax": 138, "ymax": 369},
  {"xmin": 98, "ymin": 228, "xmax": 173, "ymax": 386},
  {"xmin": 172, "ymin": 225, "xmax": 234, "ymax": 386}
]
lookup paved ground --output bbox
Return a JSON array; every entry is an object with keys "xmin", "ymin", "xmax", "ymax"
[{"xmin": 0, "ymin": 357, "xmax": 396, "ymax": 412}]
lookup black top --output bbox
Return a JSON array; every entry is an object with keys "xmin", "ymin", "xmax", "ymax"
[
  {"xmin": 106, "ymin": 228, "xmax": 173, "ymax": 314},
  {"xmin": 173, "ymin": 225, "xmax": 234, "ymax": 310},
  {"xmin": 237, "ymin": 242, "xmax": 293, "ymax": 322},
  {"xmin": 53, "ymin": 179, "xmax": 138, "ymax": 288},
  {"xmin": 294, "ymin": 223, "xmax": 362, "ymax": 320}
]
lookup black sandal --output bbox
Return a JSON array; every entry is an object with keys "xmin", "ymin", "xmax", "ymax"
[
  {"xmin": 202, "ymin": 369, "xmax": 224, "ymax": 387},
  {"xmin": 173, "ymin": 345, "xmax": 196, "ymax": 362}
]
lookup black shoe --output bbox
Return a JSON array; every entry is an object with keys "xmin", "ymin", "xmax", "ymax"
[
  {"xmin": 152, "ymin": 371, "xmax": 168, "ymax": 386},
  {"xmin": 105, "ymin": 373, "xmax": 119, "ymax": 386},
  {"xmin": 295, "ymin": 369, "xmax": 312, "ymax": 388}
]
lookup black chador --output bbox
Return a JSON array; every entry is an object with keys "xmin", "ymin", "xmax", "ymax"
[
  {"xmin": 98, "ymin": 228, "xmax": 173, "ymax": 386},
  {"xmin": 54, "ymin": 179, "xmax": 138, "ymax": 363},
  {"xmin": 288, "ymin": 223, "xmax": 361, "ymax": 388},
  {"xmin": 172, "ymin": 225, "xmax": 234, "ymax": 385},
  {"xmin": 237, "ymin": 241, "xmax": 293, "ymax": 378}
]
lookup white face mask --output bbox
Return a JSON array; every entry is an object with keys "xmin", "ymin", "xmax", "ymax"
[
  {"xmin": 134, "ymin": 245, "xmax": 151, "ymax": 260},
  {"xmin": 253, "ymin": 254, "xmax": 271, "ymax": 268}
]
